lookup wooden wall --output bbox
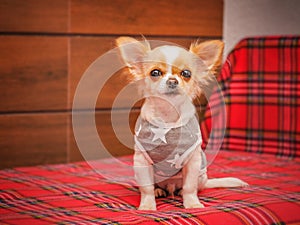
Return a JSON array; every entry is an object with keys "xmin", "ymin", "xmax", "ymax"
[{"xmin": 0, "ymin": 0, "xmax": 223, "ymax": 169}]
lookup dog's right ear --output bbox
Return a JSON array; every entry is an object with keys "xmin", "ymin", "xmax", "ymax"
[
  {"xmin": 189, "ymin": 40, "xmax": 224, "ymax": 75},
  {"xmin": 116, "ymin": 37, "xmax": 150, "ymax": 78}
]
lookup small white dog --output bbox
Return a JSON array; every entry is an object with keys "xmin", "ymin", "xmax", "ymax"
[{"xmin": 116, "ymin": 37, "xmax": 248, "ymax": 210}]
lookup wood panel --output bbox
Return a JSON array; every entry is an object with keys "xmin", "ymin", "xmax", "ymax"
[
  {"xmin": 0, "ymin": 0, "xmax": 223, "ymax": 168},
  {"xmin": 0, "ymin": 36, "xmax": 68, "ymax": 112},
  {"xmin": 0, "ymin": 113, "xmax": 67, "ymax": 169},
  {"xmin": 71, "ymin": 0, "xmax": 223, "ymax": 36},
  {"xmin": 0, "ymin": 0, "xmax": 68, "ymax": 33},
  {"xmin": 70, "ymin": 36, "xmax": 214, "ymax": 110},
  {"xmin": 69, "ymin": 109, "xmax": 139, "ymax": 162},
  {"xmin": 70, "ymin": 37, "xmax": 116, "ymax": 110}
]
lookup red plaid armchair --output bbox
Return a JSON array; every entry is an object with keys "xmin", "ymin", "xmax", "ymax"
[
  {"xmin": 0, "ymin": 36, "xmax": 299, "ymax": 224},
  {"xmin": 202, "ymin": 36, "xmax": 300, "ymax": 158}
]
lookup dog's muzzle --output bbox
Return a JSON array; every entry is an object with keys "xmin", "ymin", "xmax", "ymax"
[{"xmin": 166, "ymin": 78, "xmax": 178, "ymax": 89}]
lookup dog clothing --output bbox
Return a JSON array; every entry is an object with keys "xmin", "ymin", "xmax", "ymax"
[{"xmin": 134, "ymin": 115, "xmax": 207, "ymax": 180}]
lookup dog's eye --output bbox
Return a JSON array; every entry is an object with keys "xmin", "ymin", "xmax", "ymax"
[
  {"xmin": 181, "ymin": 69, "xmax": 192, "ymax": 78},
  {"xmin": 150, "ymin": 69, "xmax": 162, "ymax": 77}
]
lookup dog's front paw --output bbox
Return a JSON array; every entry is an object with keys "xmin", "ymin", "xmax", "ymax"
[
  {"xmin": 183, "ymin": 199, "xmax": 204, "ymax": 209},
  {"xmin": 183, "ymin": 194, "xmax": 204, "ymax": 209},
  {"xmin": 138, "ymin": 203, "xmax": 156, "ymax": 210},
  {"xmin": 138, "ymin": 195, "xmax": 157, "ymax": 210},
  {"xmin": 184, "ymin": 202, "xmax": 205, "ymax": 209}
]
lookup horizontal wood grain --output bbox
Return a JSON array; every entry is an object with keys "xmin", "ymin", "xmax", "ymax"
[
  {"xmin": 69, "ymin": 109, "xmax": 139, "ymax": 162},
  {"xmin": 0, "ymin": 0, "xmax": 68, "ymax": 33},
  {"xmin": 0, "ymin": 36, "xmax": 68, "ymax": 112},
  {"xmin": 0, "ymin": 0, "xmax": 223, "ymax": 168},
  {"xmin": 70, "ymin": 36, "xmax": 118, "ymax": 110},
  {"xmin": 0, "ymin": 0, "xmax": 223, "ymax": 36},
  {"xmin": 0, "ymin": 113, "xmax": 67, "ymax": 169},
  {"xmin": 70, "ymin": 0, "xmax": 223, "ymax": 36}
]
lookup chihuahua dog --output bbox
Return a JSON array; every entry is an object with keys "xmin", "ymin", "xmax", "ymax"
[{"xmin": 116, "ymin": 37, "xmax": 248, "ymax": 210}]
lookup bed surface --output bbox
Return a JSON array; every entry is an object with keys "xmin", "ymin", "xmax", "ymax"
[{"xmin": 0, "ymin": 150, "xmax": 299, "ymax": 225}]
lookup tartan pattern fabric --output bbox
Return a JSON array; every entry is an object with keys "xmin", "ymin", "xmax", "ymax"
[
  {"xmin": 201, "ymin": 36, "xmax": 300, "ymax": 158},
  {"xmin": 0, "ymin": 150, "xmax": 299, "ymax": 225}
]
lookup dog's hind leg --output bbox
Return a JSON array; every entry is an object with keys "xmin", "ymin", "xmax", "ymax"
[{"xmin": 154, "ymin": 187, "xmax": 167, "ymax": 198}]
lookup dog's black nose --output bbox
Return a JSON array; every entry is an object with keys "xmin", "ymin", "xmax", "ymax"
[{"xmin": 166, "ymin": 78, "xmax": 178, "ymax": 89}]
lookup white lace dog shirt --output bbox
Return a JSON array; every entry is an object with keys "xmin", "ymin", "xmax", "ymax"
[{"xmin": 134, "ymin": 115, "xmax": 207, "ymax": 180}]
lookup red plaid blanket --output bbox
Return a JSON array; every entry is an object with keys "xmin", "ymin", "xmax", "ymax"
[
  {"xmin": 202, "ymin": 36, "xmax": 300, "ymax": 158},
  {"xmin": 0, "ymin": 151, "xmax": 299, "ymax": 224}
]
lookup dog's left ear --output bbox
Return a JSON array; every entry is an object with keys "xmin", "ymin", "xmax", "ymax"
[
  {"xmin": 116, "ymin": 37, "xmax": 150, "ymax": 79},
  {"xmin": 189, "ymin": 40, "xmax": 224, "ymax": 72}
]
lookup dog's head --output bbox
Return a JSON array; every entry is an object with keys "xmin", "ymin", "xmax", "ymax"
[{"xmin": 116, "ymin": 37, "xmax": 223, "ymax": 100}]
